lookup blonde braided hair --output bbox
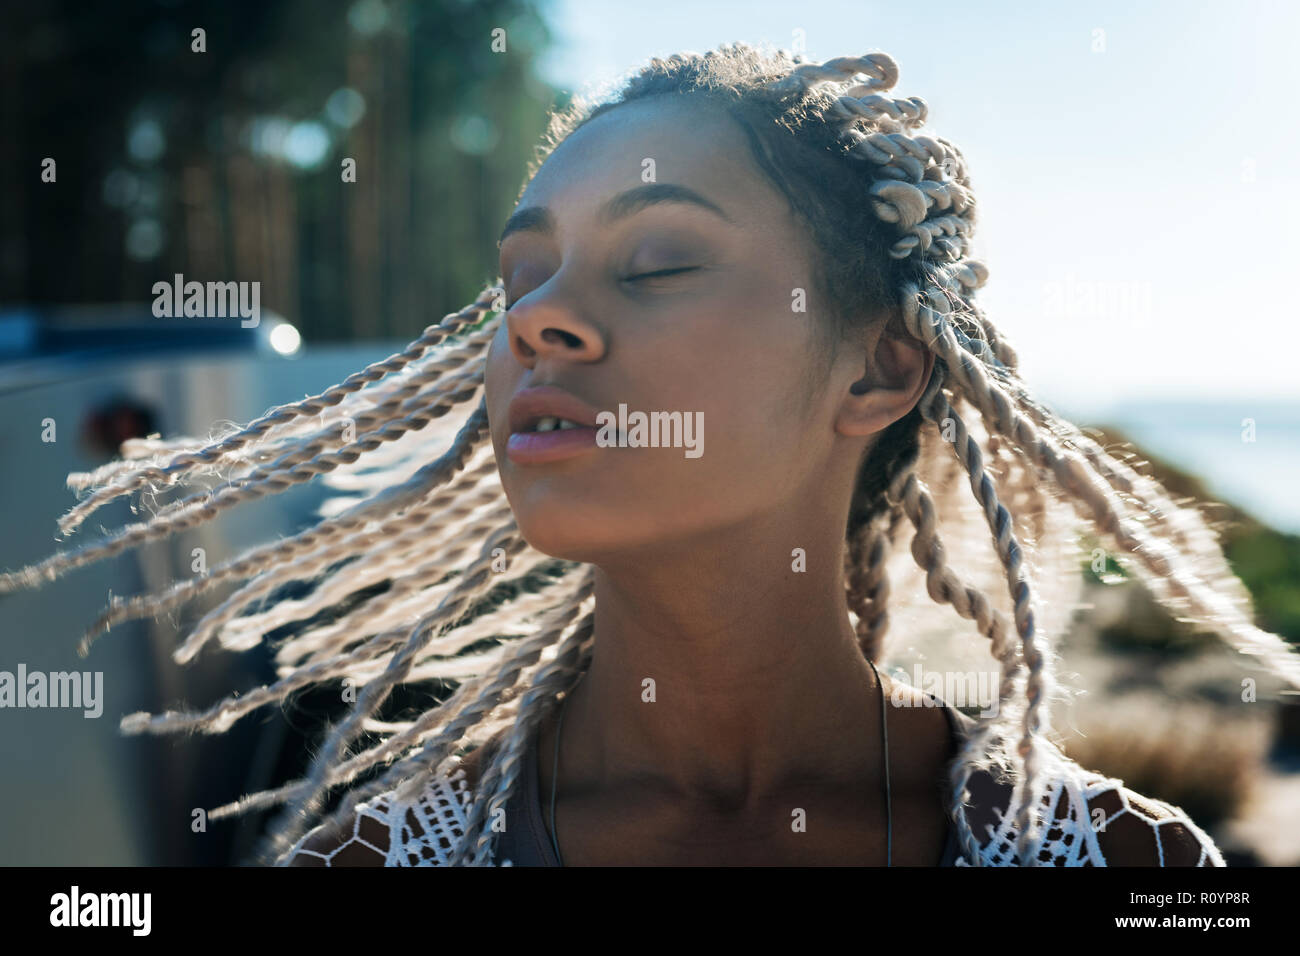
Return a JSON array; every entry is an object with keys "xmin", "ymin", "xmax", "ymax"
[{"xmin": 3, "ymin": 42, "xmax": 1296, "ymax": 867}]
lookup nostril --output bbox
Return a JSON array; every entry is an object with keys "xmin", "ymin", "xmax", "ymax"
[
  {"xmin": 541, "ymin": 328, "xmax": 584, "ymax": 348},
  {"xmin": 514, "ymin": 335, "xmax": 537, "ymax": 358}
]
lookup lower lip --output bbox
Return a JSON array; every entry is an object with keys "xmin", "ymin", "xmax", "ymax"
[{"xmin": 506, "ymin": 426, "xmax": 601, "ymax": 464}]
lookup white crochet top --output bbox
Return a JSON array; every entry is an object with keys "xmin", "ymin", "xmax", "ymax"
[{"xmin": 283, "ymin": 743, "xmax": 1228, "ymax": 866}]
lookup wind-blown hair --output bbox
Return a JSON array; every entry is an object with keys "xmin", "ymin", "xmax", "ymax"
[{"xmin": 4, "ymin": 42, "xmax": 1298, "ymax": 866}]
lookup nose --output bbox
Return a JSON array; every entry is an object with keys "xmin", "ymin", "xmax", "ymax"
[{"xmin": 506, "ymin": 292, "xmax": 605, "ymax": 368}]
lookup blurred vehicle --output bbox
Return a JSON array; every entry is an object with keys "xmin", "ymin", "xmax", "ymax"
[
  {"xmin": 0, "ymin": 309, "xmax": 400, "ymax": 865},
  {"xmin": 0, "ymin": 304, "xmax": 302, "ymax": 394}
]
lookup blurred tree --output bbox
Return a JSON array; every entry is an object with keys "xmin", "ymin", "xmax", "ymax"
[{"xmin": 1, "ymin": 0, "xmax": 561, "ymax": 341}]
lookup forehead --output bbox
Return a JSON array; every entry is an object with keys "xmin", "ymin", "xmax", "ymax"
[{"xmin": 515, "ymin": 96, "xmax": 788, "ymax": 232}]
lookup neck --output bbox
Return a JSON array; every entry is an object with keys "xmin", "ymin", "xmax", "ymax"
[{"xmin": 553, "ymin": 505, "xmax": 887, "ymax": 812}]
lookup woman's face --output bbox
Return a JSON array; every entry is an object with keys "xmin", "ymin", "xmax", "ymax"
[{"xmin": 486, "ymin": 95, "xmax": 863, "ymax": 563}]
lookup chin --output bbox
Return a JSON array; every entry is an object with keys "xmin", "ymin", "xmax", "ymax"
[{"xmin": 507, "ymin": 493, "xmax": 669, "ymax": 566}]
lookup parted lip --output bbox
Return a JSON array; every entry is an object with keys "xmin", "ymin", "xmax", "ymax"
[{"xmin": 507, "ymin": 384, "xmax": 602, "ymax": 433}]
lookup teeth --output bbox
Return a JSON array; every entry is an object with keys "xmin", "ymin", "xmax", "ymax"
[{"xmin": 532, "ymin": 417, "xmax": 581, "ymax": 432}]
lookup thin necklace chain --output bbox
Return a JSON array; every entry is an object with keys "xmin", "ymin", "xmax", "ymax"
[{"xmin": 546, "ymin": 658, "xmax": 892, "ymax": 866}]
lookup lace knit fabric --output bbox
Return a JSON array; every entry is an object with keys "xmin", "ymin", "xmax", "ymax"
[
  {"xmin": 949, "ymin": 754, "xmax": 1226, "ymax": 867},
  {"xmin": 283, "ymin": 761, "xmax": 475, "ymax": 866},
  {"xmin": 283, "ymin": 740, "xmax": 1226, "ymax": 867}
]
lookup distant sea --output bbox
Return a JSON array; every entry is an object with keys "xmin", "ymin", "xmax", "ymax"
[{"xmin": 1047, "ymin": 397, "xmax": 1300, "ymax": 535}]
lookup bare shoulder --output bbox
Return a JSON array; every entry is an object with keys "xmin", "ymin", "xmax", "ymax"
[{"xmin": 881, "ymin": 678, "xmax": 970, "ymax": 788}]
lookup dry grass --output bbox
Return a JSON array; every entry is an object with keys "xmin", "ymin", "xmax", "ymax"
[{"xmin": 1058, "ymin": 694, "xmax": 1270, "ymax": 829}]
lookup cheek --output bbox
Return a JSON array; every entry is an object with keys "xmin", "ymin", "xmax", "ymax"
[
  {"xmin": 647, "ymin": 361, "xmax": 820, "ymax": 520},
  {"xmin": 484, "ymin": 328, "xmax": 516, "ymax": 426},
  {"xmin": 638, "ymin": 292, "xmax": 826, "ymax": 484},
  {"xmin": 678, "ymin": 320, "xmax": 823, "ymax": 450}
]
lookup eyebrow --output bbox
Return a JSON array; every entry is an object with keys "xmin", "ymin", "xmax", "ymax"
[{"xmin": 497, "ymin": 183, "xmax": 734, "ymax": 247}]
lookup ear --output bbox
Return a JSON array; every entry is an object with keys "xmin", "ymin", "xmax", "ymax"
[{"xmin": 834, "ymin": 322, "xmax": 934, "ymax": 438}]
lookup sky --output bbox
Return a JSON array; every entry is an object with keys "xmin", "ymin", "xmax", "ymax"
[{"xmin": 528, "ymin": 0, "xmax": 1300, "ymax": 418}]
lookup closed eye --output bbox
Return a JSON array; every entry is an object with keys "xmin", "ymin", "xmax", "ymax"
[
  {"xmin": 504, "ymin": 267, "xmax": 701, "ymax": 310},
  {"xmin": 626, "ymin": 267, "xmax": 698, "ymax": 281}
]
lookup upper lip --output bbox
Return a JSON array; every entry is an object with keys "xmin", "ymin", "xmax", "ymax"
[{"xmin": 507, "ymin": 384, "xmax": 602, "ymax": 433}]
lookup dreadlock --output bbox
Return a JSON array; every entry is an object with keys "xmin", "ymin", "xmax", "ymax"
[{"xmin": 3, "ymin": 41, "xmax": 1297, "ymax": 867}]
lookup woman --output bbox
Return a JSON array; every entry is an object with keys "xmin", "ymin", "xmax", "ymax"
[{"xmin": 6, "ymin": 43, "xmax": 1297, "ymax": 866}]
